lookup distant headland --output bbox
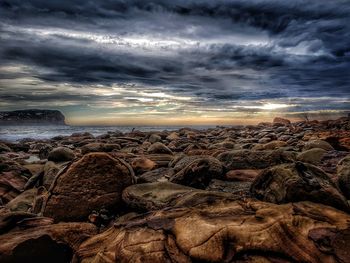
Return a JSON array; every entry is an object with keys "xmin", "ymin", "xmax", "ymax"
[{"xmin": 0, "ymin": 109, "xmax": 66, "ymax": 125}]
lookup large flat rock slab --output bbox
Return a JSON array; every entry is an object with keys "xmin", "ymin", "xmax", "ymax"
[{"xmin": 76, "ymin": 200, "xmax": 350, "ymax": 263}]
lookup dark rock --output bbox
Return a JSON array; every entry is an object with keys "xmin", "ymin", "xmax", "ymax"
[
  {"xmin": 169, "ymin": 156, "xmax": 224, "ymax": 189},
  {"xmin": 6, "ymin": 188, "xmax": 37, "ymax": 212},
  {"xmin": 137, "ymin": 167, "xmax": 175, "ymax": 183},
  {"xmin": 217, "ymin": 149, "xmax": 296, "ymax": 169},
  {"xmin": 147, "ymin": 142, "xmax": 173, "ymax": 155},
  {"xmin": 48, "ymin": 147, "xmax": 75, "ymax": 162},
  {"xmin": 80, "ymin": 143, "xmax": 121, "ymax": 155},
  {"xmin": 122, "ymin": 182, "xmax": 235, "ymax": 211},
  {"xmin": 0, "ymin": 143, "xmax": 12, "ymax": 153},
  {"xmin": 337, "ymin": 155, "xmax": 350, "ymax": 199},
  {"xmin": 273, "ymin": 117, "xmax": 291, "ymax": 125},
  {"xmin": 0, "ymin": 109, "xmax": 65, "ymax": 125},
  {"xmin": 251, "ymin": 162, "xmax": 349, "ymax": 211},
  {"xmin": 148, "ymin": 133, "xmax": 162, "ymax": 143},
  {"xmin": 0, "ymin": 222, "xmax": 96, "ymax": 263},
  {"xmin": 225, "ymin": 169, "xmax": 260, "ymax": 182},
  {"xmin": 0, "ymin": 157, "xmax": 31, "ymax": 204},
  {"xmin": 297, "ymin": 148, "xmax": 327, "ymax": 164},
  {"xmin": 303, "ymin": 140, "xmax": 334, "ymax": 151},
  {"xmin": 206, "ymin": 179, "xmax": 251, "ymax": 198}
]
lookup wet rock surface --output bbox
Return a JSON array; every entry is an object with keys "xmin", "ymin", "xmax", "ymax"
[{"xmin": 0, "ymin": 116, "xmax": 350, "ymax": 262}]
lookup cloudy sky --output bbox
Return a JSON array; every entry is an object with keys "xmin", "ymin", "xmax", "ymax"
[{"xmin": 0, "ymin": 0, "xmax": 349, "ymax": 125}]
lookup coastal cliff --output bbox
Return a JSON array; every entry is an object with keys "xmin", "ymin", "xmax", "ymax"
[{"xmin": 0, "ymin": 109, "xmax": 66, "ymax": 125}]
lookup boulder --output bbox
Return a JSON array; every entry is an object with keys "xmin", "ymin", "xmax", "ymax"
[
  {"xmin": 137, "ymin": 167, "xmax": 174, "ymax": 183},
  {"xmin": 337, "ymin": 155, "xmax": 350, "ymax": 199},
  {"xmin": 145, "ymin": 154, "xmax": 174, "ymax": 167},
  {"xmin": 166, "ymin": 132, "xmax": 180, "ymax": 141},
  {"xmin": 0, "ymin": 157, "xmax": 31, "ymax": 204},
  {"xmin": 208, "ymin": 141, "xmax": 235, "ymax": 150},
  {"xmin": 122, "ymin": 182, "xmax": 236, "ymax": 212},
  {"xmin": 273, "ymin": 117, "xmax": 291, "ymax": 125},
  {"xmin": 225, "ymin": 169, "xmax": 260, "ymax": 182},
  {"xmin": 41, "ymin": 153, "xmax": 135, "ymax": 222},
  {"xmin": 169, "ymin": 157, "xmax": 224, "ymax": 189},
  {"xmin": 217, "ymin": 149, "xmax": 296, "ymax": 169},
  {"xmin": 171, "ymin": 155, "xmax": 202, "ymax": 171},
  {"xmin": 80, "ymin": 143, "xmax": 120, "ymax": 155},
  {"xmin": 76, "ymin": 200, "xmax": 350, "ymax": 263},
  {"xmin": 6, "ymin": 188, "xmax": 37, "ymax": 212},
  {"xmin": 0, "ymin": 209, "xmax": 37, "ymax": 234},
  {"xmin": 251, "ymin": 162, "xmax": 349, "ymax": 211},
  {"xmin": 148, "ymin": 134, "xmax": 162, "ymax": 143},
  {"xmin": 31, "ymin": 143, "xmax": 53, "ymax": 159},
  {"xmin": 0, "ymin": 222, "xmax": 96, "ymax": 263},
  {"xmin": 147, "ymin": 142, "xmax": 173, "ymax": 155},
  {"xmin": 0, "ymin": 143, "xmax": 12, "ymax": 153},
  {"xmin": 252, "ymin": 140, "xmax": 287, "ymax": 150},
  {"xmin": 48, "ymin": 147, "xmax": 75, "ymax": 162},
  {"xmin": 297, "ymin": 148, "xmax": 327, "ymax": 164},
  {"xmin": 304, "ymin": 140, "xmax": 334, "ymax": 151},
  {"xmin": 206, "ymin": 179, "xmax": 251, "ymax": 198},
  {"xmin": 130, "ymin": 156, "xmax": 157, "ymax": 175},
  {"xmin": 43, "ymin": 161, "xmax": 61, "ymax": 189}
]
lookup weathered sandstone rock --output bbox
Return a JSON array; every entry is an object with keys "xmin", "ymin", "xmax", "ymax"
[
  {"xmin": 76, "ymin": 200, "xmax": 350, "ymax": 263},
  {"xmin": 41, "ymin": 153, "xmax": 135, "ymax": 222}
]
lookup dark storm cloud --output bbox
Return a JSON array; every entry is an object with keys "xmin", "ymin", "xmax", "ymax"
[{"xmin": 0, "ymin": 0, "xmax": 349, "ymax": 119}]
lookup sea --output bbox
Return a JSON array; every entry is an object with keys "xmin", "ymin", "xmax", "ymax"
[{"xmin": 0, "ymin": 125, "xmax": 220, "ymax": 142}]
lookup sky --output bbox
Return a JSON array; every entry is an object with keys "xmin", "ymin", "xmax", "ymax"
[{"xmin": 0, "ymin": 0, "xmax": 349, "ymax": 125}]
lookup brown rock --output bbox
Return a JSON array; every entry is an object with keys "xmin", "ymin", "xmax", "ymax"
[
  {"xmin": 130, "ymin": 156, "xmax": 157, "ymax": 175},
  {"xmin": 304, "ymin": 140, "xmax": 334, "ymax": 151},
  {"xmin": 147, "ymin": 142, "xmax": 173, "ymax": 155},
  {"xmin": 169, "ymin": 156, "xmax": 224, "ymax": 189},
  {"xmin": 42, "ymin": 161, "xmax": 62, "ymax": 189},
  {"xmin": 48, "ymin": 147, "xmax": 75, "ymax": 162},
  {"xmin": 0, "ymin": 222, "xmax": 97, "ymax": 263},
  {"xmin": 217, "ymin": 149, "xmax": 296, "ymax": 169},
  {"xmin": 148, "ymin": 133, "xmax": 162, "ymax": 143},
  {"xmin": 225, "ymin": 169, "xmax": 261, "ymax": 182},
  {"xmin": 297, "ymin": 148, "xmax": 327, "ymax": 164},
  {"xmin": 122, "ymin": 182, "xmax": 235, "ymax": 211},
  {"xmin": 273, "ymin": 117, "xmax": 291, "ymax": 125},
  {"xmin": 145, "ymin": 154, "xmax": 174, "ymax": 167},
  {"xmin": 0, "ymin": 156, "xmax": 31, "ymax": 204},
  {"xmin": 80, "ymin": 143, "xmax": 120, "ymax": 155},
  {"xmin": 252, "ymin": 140, "xmax": 288, "ymax": 150},
  {"xmin": 337, "ymin": 155, "xmax": 350, "ymax": 199},
  {"xmin": 137, "ymin": 167, "xmax": 174, "ymax": 183},
  {"xmin": 76, "ymin": 200, "xmax": 350, "ymax": 263},
  {"xmin": 251, "ymin": 162, "xmax": 349, "ymax": 211},
  {"xmin": 0, "ymin": 143, "xmax": 12, "ymax": 153},
  {"xmin": 6, "ymin": 188, "xmax": 37, "ymax": 212},
  {"xmin": 166, "ymin": 132, "xmax": 180, "ymax": 140},
  {"xmin": 41, "ymin": 152, "xmax": 135, "ymax": 222}
]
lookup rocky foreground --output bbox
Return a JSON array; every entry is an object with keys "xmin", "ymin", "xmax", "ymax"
[{"xmin": 0, "ymin": 117, "xmax": 350, "ymax": 262}]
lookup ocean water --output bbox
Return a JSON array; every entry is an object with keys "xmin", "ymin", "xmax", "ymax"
[{"xmin": 0, "ymin": 125, "xmax": 218, "ymax": 142}]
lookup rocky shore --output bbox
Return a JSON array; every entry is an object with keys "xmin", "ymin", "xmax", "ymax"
[{"xmin": 0, "ymin": 116, "xmax": 350, "ymax": 262}]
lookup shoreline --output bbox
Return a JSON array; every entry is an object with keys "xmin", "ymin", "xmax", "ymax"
[{"xmin": 0, "ymin": 116, "xmax": 350, "ymax": 262}]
